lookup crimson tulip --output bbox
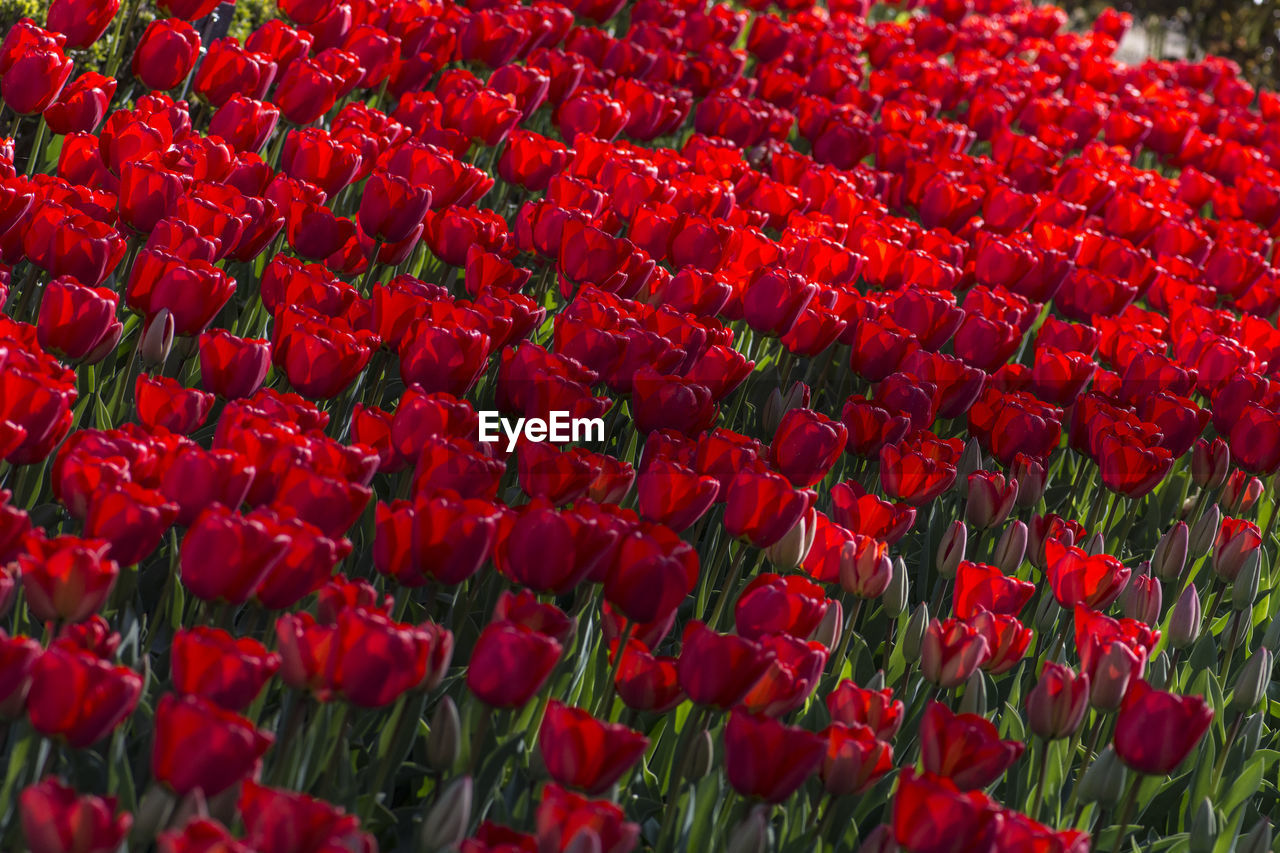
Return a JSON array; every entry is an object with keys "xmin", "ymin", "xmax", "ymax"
[
  {"xmin": 1114, "ymin": 680, "xmax": 1213, "ymax": 775},
  {"xmin": 724, "ymin": 709, "xmax": 826, "ymax": 803},
  {"xmin": 20, "ymin": 779, "xmax": 131, "ymax": 853},
  {"xmin": 538, "ymin": 701, "xmax": 649, "ymax": 794},
  {"xmin": 151, "ymin": 693, "xmax": 273, "ymax": 797}
]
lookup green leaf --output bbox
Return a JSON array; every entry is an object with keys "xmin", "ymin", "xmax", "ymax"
[
  {"xmin": 1220, "ymin": 753, "xmax": 1267, "ymax": 815},
  {"xmin": 683, "ymin": 772, "xmax": 723, "ymax": 852}
]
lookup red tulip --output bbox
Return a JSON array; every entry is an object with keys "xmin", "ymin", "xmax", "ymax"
[
  {"xmin": 612, "ymin": 639, "xmax": 684, "ymax": 713},
  {"xmin": 18, "ymin": 534, "xmax": 118, "ymax": 624},
  {"xmin": 467, "ymin": 620, "xmax": 562, "ymax": 709},
  {"xmin": 535, "ymin": 783, "xmax": 640, "ymax": 853},
  {"xmin": 921, "ymin": 618, "xmax": 990, "ymax": 689},
  {"xmin": 953, "ymin": 562, "xmax": 1034, "ymax": 619},
  {"xmin": 20, "ymin": 779, "xmax": 131, "ymax": 853},
  {"xmin": 1026, "ymin": 662, "xmax": 1090, "ymax": 740},
  {"xmin": 677, "ymin": 621, "xmax": 774, "ymax": 710},
  {"xmin": 180, "ymin": 505, "xmax": 290, "ymax": 604},
  {"xmin": 892, "ymin": 768, "xmax": 1001, "ymax": 853},
  {"xmin": 172, "ymin": 627, "xmax": 280, "ymax": 711},
  {"xmin": 1113, "ymin": 680, "xmax": 1213, "ymax": 775},
  {"xmin": 133, "ymin": 18, "xmax": 201, "ymax": 91},
  {"xmin": 538, "ymin": 701, "xmax": 649, "ymax": 794},
  {"xmin": 724, "ymin": 469, "xmax": 814, "ymax": 548},
  {"xmin": 820, "ymin": 722, "xmax": 894, "ymax": 797},
  {"xmin": 770, "ymin": 408, "xmax": 848, "ymax": 488},
  {"xmin": 723, "ymin": 708, "xmax": 826, "ymax": 803},
  {"xmin": 239, "ymin": 780, "xmax": 376, "ymax": 853},
  {"xmin": 27, "ymin": 645, "xmax": 141, "ymax": 747},
  {"xmin": 1045, "ymin": 539, "xmax": 1130, "ymax": 609},
  {"xmin": 151, "ymin": 693, "xmax": 273, "ymax": 797}
]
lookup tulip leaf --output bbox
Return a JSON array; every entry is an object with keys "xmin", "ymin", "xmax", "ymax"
[
  {"xmin": 1221, "ymin": 753, "xmax": 1269, "ymax": 815},
  {"xmin": 683, "ymin": 773, "xmax": 722, "ymax": 852},
  {"xmin": 999, "ymin": 701, "xmax": 1025, "ymax": 743}
]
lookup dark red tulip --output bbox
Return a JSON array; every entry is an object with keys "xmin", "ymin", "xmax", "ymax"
[
  {"xmin": 43, "ymin": 71, "xmax": 116, "ymax": 135},
  {"xmin": 724, "ymin": 709, "xmax": 825, "ymax": 803},
  {"xmin": 724, "ymin": 469, "xmax": 814, "ymax": 549},
  {"xmin": 152, "ymin": 693, "xmax": 273, "ymax": 797},
  {"xmin": 920, "ymin": 701, "xmax": 1025, "ymax": 790},
  {"xmin": 1026, "ymin": 662, "xmax": 1090, "ymax": 741},
  {"xmin": 2, "ymin": 45, "xmax": 73, "ymax": 114},
  {"xmin": 820, "ymin": 722, "xmax": 894, "ymax": 797},
  {"xmin": 1045, "ymin": 539, "xmax": 1130, "ymax": 610},
  {"xmin": 180, "ymin": 505, "xmax": 290, "ymax": 604},
  {"xmin": 239, "ymin": 780, "xmax": 376, "ymax": 853},
  {"xmin": 467, "ymin": 620, "xmax": 562, "ymax": 709},
  {"xmin": 612, "ymin": 639, "xmax": 684, "ymax": 713},
  {"xmin": 20, "ymin": 779, "xmax": 131, "ymax": 853},
  {"xmin": 135, "ymin": 374, "xmax": 214, "ymax": 435},
  {"xmin": 18, "ymin": 534, "xmax": 118, "ymax": 624},
  {"xmin": 27, "ymin": 645, "xmax": 142, "ymax": 747},
  {"xmin": 893, "ymin": 768, "xmax": 1001, "ymax": 853},
  {"xmin": 770, "ymin": 408, "xmax": 848, "ymax": 488},
  {"xmin": 208, "ymin": 95, "xmax": 279, "ymax": 153},
  {"xmin": 921, "ymin": 618, "xmax": 990, "ymax": 689},
  {"xmin": 84, "ymin": 481, "xmax": 179, "ymax": 567},
  {"xmin": 535, "ymin": 783, "xmax": 640, "ymax": 853},
  {"xmin": 36, "ymin": 277, "xmax": 121, "ymax": 362},
  {"xmin": 133, "ymin": 18, "xmax": 201, "ymax": 91},
  {"xmin": 538, "ymin": 701, "xmax": 649, "ymax": 795},
  {"xmin": 734, "ymin": 573, "xmax": 829, "ymax": 642},
  {"xmin": 1114, "ymin": 680, "xmax": 1213, "ymax": 775},
  {"xmin": 953, "ymin": 562, "xmax": 1034, "ymax": 619}
]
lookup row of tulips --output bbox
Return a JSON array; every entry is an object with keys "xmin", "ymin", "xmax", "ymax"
[{"xmin": 0, "ymin": 0, "xmax": 1278, "ymax": 850}]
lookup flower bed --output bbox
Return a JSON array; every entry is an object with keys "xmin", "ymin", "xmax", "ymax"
[{"xmin": 0, "ymin": 0, "xmax": 1277, "ymax": 851}]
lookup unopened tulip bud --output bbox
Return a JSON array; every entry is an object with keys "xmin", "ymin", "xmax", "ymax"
[
  {"xmin": 865, "ymin": 670, "xmax": 886, "ymax": 690},
  {"xmin": 420, "ymin": 776, "xmax": 471, "ymax": 852},
  {"xmin": 883, "ymin": 557, "xmax": 909, "ymax": 615},
  {"xmin": 1191, "ymin": 438, "xmax": 1230, "ymax": 490},
  {"xmin": 1146, "ymin": 651, "xmax": 1169, "ymax": 688},
  {"xmin": 762, "ymin": 381, "xmax": 810, "ymax": 436},
  {"xmin": 1231, "ymin": 552, "xmax": 1261, "ymax": 611},
  {"xmin": 1082, "ymin": 531, "xmax": 1105, "ymax": 556},
  {"xmin": 132, "ymin": 785, "xmax": 178, "ymax": 844},
  {"xmin": 1238, "ymin": 819, "xmax": 1273, "ymax": 853},
  {"xmin": 936, "ymin": 521, "xmax": 966, "ymax": 579},
  {"xmin": 565, "ymin": 829, "xmax": 603, "ymax": 853},
  {"xmin": 958, "ymin": 669, "xmax": 986, "ymax": 715},
  {"xmin": 1119, "ymin": 571, "xmax": 1161, "ymax": 626},
  {"xmin": 1151, "ymin": 522, "xmax": 1188, "ymax": 582},
  {"xmin": 811, "ymin": 600, "xmax": 842, "ymax": 651},
  {"xmin": 141, "ymin": 309, "xmax": 175, "ymax": 369},
  {"xmin": 965, "ymin": 471, "xmax": 1017, "ymax": 530},
  {"xmin": 992, "ymin": 521, "xmax": 1027, "ymax": 574},
  {"xmin": 1262, "ymin": 612, "xmax": 1280, "ymax": 652},
  {"xmin": 1026, "ymin": 662, "xmax": 1089, "ymax": 740},
  {"xmin": 1011, "ymin": 454, "xmax": 1048, "ymax": 508},
  {"xmin": 1078, "ymin": 746, "xmax": 1127, "ymax": 806},
  {"xmin": 726, "ymin": 805, "xmax": 769, "ymax": 853},
  {"xmin": 857, "ymin": 825, "xmax": 899, "ymax": 853},
  {"xmin": 689, "ymin": 729, "xmax": 714, "ymax": 780},
  {"xmin": 1169, "ymin": 584, "xmax": 1202, "ymax": 649},
  {"xmin": 1189, "ymin": 797, "xmax": 1217, "ymax": 853},
  {"xmin": 765, "ymin": 507, "xmax": 816, "ymax": 569},
  {"xmin": 956, "ymin": 439, "xmax": 984, "ymax": 486},
  {"xmin": 1215, "ymin": 519, "xmax": 1262, "ymax": 583},
  {"xmin": 902, "ymin": 603, "xmax": 929, "ymax": 663},
  {"xmin": 1229, "ymin": 648, "xmax": 1273, "ymax": 713},
  {"xmin": 1239, "ymin": 712, "xmax": 1263, "ymax": 757},
  {"xmin": 1033, "ymin": 595, "xmax": 1059, "ymax": 634},
  {"xmin": 426, "ymin": 696, "xmax": 460, "ymax": 773},
  {"xmin": 1188, "ymin": 504, "xmax": 1220, "ymax": 560}
]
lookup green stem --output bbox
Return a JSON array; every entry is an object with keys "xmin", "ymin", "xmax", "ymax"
[
  {"xmin": 705, "ymin": 544, "xmax": 749, "ymax": 632},
  {"xmin": 1107, "ymin": 774, "xmax": 1142, "ymax": 853},
  {"xmin": 1030, "ymin": 738, "xmax": 1051, "ymax": 822},
  {"xmin": 594, "ymin": 620, "xmax": 632, "ymax": 720}
]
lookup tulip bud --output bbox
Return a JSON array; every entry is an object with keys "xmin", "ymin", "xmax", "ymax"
[
  {"xmin": 964, "ymin": 471, "xmax": 1017, "ymax": 530},
  {"xmin": 1169, "ymin": 584, "xmax": 1202, "ymax": 649},
  {"xmin": 1033, "ymin": 595, "xmax": 1059, "ymax": 634},
  {"xmin": 1089, "ymin": 642, "xmax": 1143, "ymax": 711},
  {"xmin": 1078, "ymin": 746, "xmax": 1127, "ymax": 806},
  {"xmin": 883, "ymin": 557, "xmax": 909, "ymax": 615},
  {"xmin": 764, "ymin": 507, "xmax": 816, "ymax": 569},
  {"xmin": 1231, "ymin": 551, "xmax": 1261, "ymax": 611},
  {"xmin": 1229, "ymin": 647, "xmax": 1273, "ymax": 713},
  {"xmin": 902, "ymin": 603, "xmax": 929, "ymax": 663},
  {"xmin": 565, "ymin": 829, "xmax": 604, "ymax": 853},
  {"xmin": 1238, "ymin": 819, "xmax": 1273, "ymax": 853},
  {"xmin": 132, "ymin": 784, "xmax": 178, "ymax": 844},
  {"xmin": 1011, "ymin": 454, "xmax": 1048, "ymax": 508},
  {"xmin": 865, "ymin": 670, "xmax": 886, "ymax": 690},
  {"xmin": 689, "ymin": 729, "xmax": 714, "ymax": 780},
  {"xmin": 956, "ymin": 439, "xmax": 983, "ymax": 486},
  {"xmin": 1215, "ymin": 521, "xmax": 1262, "ymax": 583},
  {"xmin": 1188, "ymin": 504, "xmax": 1220, "ymax": 560},
  {"xmin": 811, "ymin": 600, "xmax": 842, "ymax": 651},
  {"xmin": 726, "ymin": 805, "xmax": 769, "ymax": 853},
  {"xmin": 1222, "ymin": 472, "xmax": 1264, "ymax": 515},
  {"xmin": 426, "ymin": 696, "xmax": 460, "ymax": 773},
  {"xmin": 936, "ymin": 521, "xmax": 966, "ymax": 579},
  {"xmin": 141, "ymin": 309, "xmax": 175, "ymax": 369},
  {"xmin": 857, "ymin": 825, "xmax": 899, "ymax": 853},
  {"xmin": 1119, "ymin": 570, "xmax": 1162, "ymax": 626},
  {"xmin": 1189, "ymin": 797, "xmax": 1217, "ymax": 853},
  {"xmin": 1239, "ymin": 712, "xmax": 1263, "ymax": 758},
  {"xmin": 992, "ymin": 520, "xmax": 1027, "ymax": 575},
  {"xmin": 1146, "ymin": 651, "xmax": 1168, "ymax": 688},
  {"xmin": 1191, "ymin": 438, "xmax": 1230, "ymax": 490},
  {"xmin": 1082, "ymin": 531, "xmax": 1105, "ymax": 556},
  {"xmin": 1262, "ymin": 612, "xmax": 1280, "ymax": 652},
  {"xmin": 762, "ymin": 381, "xmax": 810, "ymax": 436},
  {"xmin": 958, "ymin": 669, "xmax": 986, "ymax": 715},
  {"xmin": 1151, "ymin": 522, "xmax": 1188, "ymax": 582},
  {"xmin": 420, "ymin": 776, "xmax": 471, "ymax": 852}
]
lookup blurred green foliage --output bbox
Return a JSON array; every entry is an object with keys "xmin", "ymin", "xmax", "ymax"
[
  {"xmin": 0, "ymin": 0, "xmax": 45, "ymax": 34},
  {"xmin": 229, "ymin": 0, "xmax": 278, "ymax": 43}
]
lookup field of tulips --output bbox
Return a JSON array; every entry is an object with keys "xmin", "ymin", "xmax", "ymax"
[{"xmin": 1, "ymin": 0, "xmax": 1280, "ymax": 850}]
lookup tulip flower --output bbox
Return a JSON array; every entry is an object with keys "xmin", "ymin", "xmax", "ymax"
[
  {"xmin": 1113, "ymin": 680, "xmax": 1213, "ymax": 775},
  {"xmin": 538, "ymin": 701, "xmax": 649, "ymax": 794},
  {"xmin": 467, "ymin": 621, "xmax": 562, "ymax": 709},
  {"xmin": 27, "ymin": 645, "xmax": 142, "ymax": 747},
  {"xmin": 920, "ymin": 702, "xmax": 1025, "ymax": 790},
  {"xmin": 151, "ymin": 693, "xmax": 273, "ymax": 797},
  {"xmin": 723, "ymin": 709, "xmax": 826, "ymax": 803},
  {"xmin": 1026, "ymin": 662, "xmax": 1090, "ymax": 740},
  {"xmin": 20, "ymin": 779, "xmax": 131, "ymax": 853},
  {"xmin": 920, "ymin": 618, "xmax": 990, "ymax": 689}
]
